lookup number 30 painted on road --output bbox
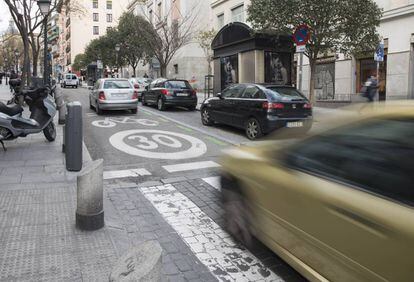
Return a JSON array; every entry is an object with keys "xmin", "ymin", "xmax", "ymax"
[{"xmin": 109, "ymin": 130, "xmax": 207, "ymax": 160}]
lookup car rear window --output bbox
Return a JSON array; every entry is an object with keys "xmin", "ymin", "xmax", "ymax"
[
  {"xmin": 165, "ymin": 80, "xmax": 191, "ymax": 89},
  {"xmin": 266, "ymin": 87, "xmax": 305, "ymax": 99},
  {"xmin": 104, "ymin": 80, "xmax": 131, "ymax": 89},
  {"xmin": 66, "ymin": 75, "xmax": 77, "ymax": 80}
]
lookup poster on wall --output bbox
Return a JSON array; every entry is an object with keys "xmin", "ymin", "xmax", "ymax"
[
  {"xmin": 264, "ymin": 52, "xmax": 291, "ymax": 85},
  {"xmin": 220, "ymin": 55, "xmax": 238, "ymax": 90},
  {"xmin": 315, "ymin": 63, "xmax": 335, "ymax": 100}
]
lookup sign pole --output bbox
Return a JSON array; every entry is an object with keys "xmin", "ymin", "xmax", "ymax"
[
  {"xmin": 299, "ymin": 52, "xmax": 303, "ymax": 91},
  {"xmin": 376, "ymin": 61, "xmax": 380, "ymax": 101}
]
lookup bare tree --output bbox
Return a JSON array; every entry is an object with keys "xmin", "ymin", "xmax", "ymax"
[
  {"xmin": 4, "ymin": 0, "xmax": 85, "ymax": 85},
  {"xmin": 196, "ymin": 28, "xmax": 216, "ymax": 76},
  {"xmin": 137, "ymin": 1, "xmax": 199, "ymax": 77}
]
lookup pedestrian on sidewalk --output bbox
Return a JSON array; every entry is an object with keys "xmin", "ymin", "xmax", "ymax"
[
  {"xmin": 0, "ymin": 72, "xmax": 3, "ymax": 85},
  {"xmin": 361, "ymin": 75, "xmax": 378, "ymax": 102}
]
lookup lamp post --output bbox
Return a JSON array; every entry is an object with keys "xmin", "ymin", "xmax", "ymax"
[
  {"xmin": 4, "ymin": 58, "xmax": 8, "ymax": 85},
  {"xmin": 14, "ymin": 49, "xmax": 19, "ymax": 73},
  {"xmin": 115, "ymin": 43, "xmax": 120, "ymax": 78},
  {"xmin": 37, "ymin": 0, "xmax": 51, "ymax": 85}
]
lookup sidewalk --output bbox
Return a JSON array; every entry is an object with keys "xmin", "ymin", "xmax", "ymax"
[{"xmin": 0, "ymin": 84, "xmax": 217, "ymax": 281}]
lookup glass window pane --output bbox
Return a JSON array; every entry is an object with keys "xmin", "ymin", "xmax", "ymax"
[
  {"xmin": 104, "ymin": 80, "xmax": 131, "ymax": 89},
  {"xmin": 231, "ymin": 5, "xmax": 244, "ymax": 22}
]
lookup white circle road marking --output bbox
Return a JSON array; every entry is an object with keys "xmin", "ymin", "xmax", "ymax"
[{"xmin": 109, "ymin": 130, "xmax": 207, "ymax": 160}]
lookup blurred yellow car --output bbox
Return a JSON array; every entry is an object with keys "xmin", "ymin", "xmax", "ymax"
[{"xmin": 220, "ymin": 102, "xmax": 414, "ymax": 282}]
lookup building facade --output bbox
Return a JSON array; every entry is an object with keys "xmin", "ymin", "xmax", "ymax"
[
  {"xmin": 129, "ymin": 0, "xmax": 212, "ymax": 89},
  {"xmin": 54, "ymin": 0, "xmax": 130, "ymax": 75},
  {"xmin": 211, "ymin": 0, "xmax": 414, "ymax": 101}
]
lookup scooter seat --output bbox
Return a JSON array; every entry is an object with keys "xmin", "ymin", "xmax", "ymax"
[{"xmin": 0, "ymin": 102, "xmax": 23, "ymax": 116}]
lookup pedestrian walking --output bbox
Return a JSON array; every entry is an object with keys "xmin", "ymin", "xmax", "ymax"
[
  {"xmin": 361, "ymin": 75, "xmax": 378, "ymax": 102},
  {"xmin": 0, "ymin": 72, "xmax": 4, "ymax": 85}
]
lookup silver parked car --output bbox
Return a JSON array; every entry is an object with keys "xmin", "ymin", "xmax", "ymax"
[
  {"xmin": 89, "ymin": 78, "xmax": 138, "ymax": 115},
  {"xmin": 129, "ymin": 77, "xmax": 152, "ymax": 101}
]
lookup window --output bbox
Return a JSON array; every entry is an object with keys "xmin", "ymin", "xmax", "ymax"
[
  {"xmin": 285, "ymin": 118, "xmax": 414, "ymax": 206},
  {"xmin": 93, "ymin": 0, "xmax": 98, "ymax": 8},
  {"xmin": 173, "ymin": 64, "xmax": 178, "ymax": 74},
  {"xmin": 93, "ymin": 26, "xmax": 99, "ymax": 35},
  {"xmin": 106, "ymin": 14, "xmax": 112, "ymax": 22},
  {"xmin": 165, "ymin": 80, "xmax": 191, "ymax": 89},
  {"xmin": 241, "ymin": 86, "xmax": 265, "ymax": 99},
  {"xmin": 221, "ymin": 84, "xmax": 245, "ymax": 98},
  {"xmin": 104, "ymin": 80, "xmax": 131, "ymax": 89},
  {"xmin": 217, "ymin": 13, "xmax": 224, "ymax": 29},
  {"xmin": 106, "ymin": 0, "xmax": 112, "ymax": 9},
  {"xmin": 231, "ymin": 5, "xmax": 244, "ymax": 22},
  {"xmin": 93, "ymin": 13, "xmax": 99, "ymax": 22},
  {"xmin": 157, "ymin": 2, "xmax": 162, "ymax": 19}
]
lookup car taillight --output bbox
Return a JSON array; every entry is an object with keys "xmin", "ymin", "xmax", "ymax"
[
  {"xmin": 263, "ymin": 102, "xmax": 284, "ymax": 109},
  {"xmin": 132, "ymin": 91, "xmax": 139, "ymax": 99},
  {"xmin": 134, "ymin": 84, "xmax": 140, "ymax": 89},
  {"xmin": 191, "ymin": 90, "xmax": 196, "ymax": 96},
  {"xmin": 161, "ymin": 89, "xmax": 172, "ymax": 96},
  {"xmin": 303, "ymin": 103, "xmax": 312, "ymax": 109},
  {"xmin": 98, "ymin": 91, "xmax": 106, "ymax": 100}
]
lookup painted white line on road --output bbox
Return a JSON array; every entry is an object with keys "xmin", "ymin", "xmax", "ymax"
[
  {"xmin": 202, "ymin": 176, "xmax": 221, "ymax": 191},
  {"xmin": 163, "ymin": 161, "xmax": 220, "ymax": 173},
  {"xmin": 140, "ymin": 184, "xmax": 280, "ymax": 281},
  {"xmin": 103, "ymin": 168, "xmax": 151, "ymax": 180}
]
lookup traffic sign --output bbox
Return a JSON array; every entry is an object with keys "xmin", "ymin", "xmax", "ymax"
[
  {"xmin": 296, "ymin": 45, "xmax": 306, "ymax": 53},
  {"xmin": 374, "ymin": 42, "xmax": 384, "ymax": 62},
  {"xmin": 97, "ymin": 60, "xmax": 103, "ymax": 69},
  {"xmin": 293, "ymin": 24, "xmax": 311, "ymax": 46}
]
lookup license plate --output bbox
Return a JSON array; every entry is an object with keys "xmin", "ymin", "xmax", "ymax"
[
  {"xmin": 286, "ymin": 121, "xmax": 303, "ymax": 128},
  {"xmin": 176, "ymin": 93, "xmax": 188, "ymax": 97},
  {"xmin": 113, "ymin": 94, "xmax": 127, "ymax": 98}
]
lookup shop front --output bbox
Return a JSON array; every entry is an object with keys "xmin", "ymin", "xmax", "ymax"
[{"xmin": 211, "ymin": 22, "xmax": 294, "ymax": 94}]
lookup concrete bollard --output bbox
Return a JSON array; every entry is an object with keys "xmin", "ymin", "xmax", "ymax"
[
  {"xmin": 109, "ymin": 241, "xmax": 162, "ymax": 282},
  {"xmin": 76, "ymin": 159, "xmax": 104, "ymax": 231},
  {"xmin": 54, "ymin": 90, "xmax": 66, "ymax": 125},
  {"xmin": 62, "ymin": 125, "xmax": 65, "ymax": 153}
]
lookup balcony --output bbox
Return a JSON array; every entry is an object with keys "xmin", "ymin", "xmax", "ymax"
[
  {"xmin": 65, "ymin": 32, "xmax": 71, "ymax": 41},
  {"xmin": 66, "ymin": 18, "xmax": 71, "ymax": 27},
  {"xmin": 66, "ymin": 45, "xmax": 71, "ymax": 53}
]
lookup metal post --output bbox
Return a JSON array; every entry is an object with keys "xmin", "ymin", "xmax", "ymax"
[
  {"xmin": 65, "ymin": 102, "xmax": 83, "ymax": 171},
  {"xmin": 298, "ymin": 52, "xmax": 303, "ymax": 91},
  {"xmin": 43, "ymin": 15, "xmax": 48, "ymax": 85},
  {"xmin": 376, "ymin": 61, "xmax": 380, "ymax": 101}
]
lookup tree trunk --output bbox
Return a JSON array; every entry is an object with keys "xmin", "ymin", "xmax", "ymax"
[
  {"xmin": 160, "ymin": 64, "xmax": 167, "ymax": 78},
  {"xmin": 32, "ymin": 46, "xmax": 39, "ymax": 77},
  {"xmin": 207, "ymin": 59, "xmax": 212, "ymax": 76},
  {"xmin": 132, "ymin": 66, "xmax": 136, "ymax": 77},
  {"xmin": 309, "ymin": 58, "xmax": 316, "ymax": 105}
]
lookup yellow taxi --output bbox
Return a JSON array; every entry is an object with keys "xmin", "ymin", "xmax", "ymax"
[{"xmin": 220, "ymin": 102, "xmax": 414, "ymax": 281}]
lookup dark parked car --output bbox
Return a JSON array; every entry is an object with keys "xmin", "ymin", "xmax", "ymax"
[
  {"xmin": 200, "ymin": 84, "xmax": 313, "ymax": 140},
  {"xmin": 141, "ymin": 78, "xmax": 197, "ymax": 111}
]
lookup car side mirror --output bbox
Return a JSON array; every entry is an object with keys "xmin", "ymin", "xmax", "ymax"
[{"xmin": 216, "ymin": 93, "xmax": 223, "ymax": 99}]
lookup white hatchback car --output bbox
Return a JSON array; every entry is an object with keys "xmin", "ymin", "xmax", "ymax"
[
  {"xmin": 62, "ymin": 74, "xmax": 79, "ymax": 88},
  {"xmin": 89, "ymin": 78, "xmax": 138, "ymax": 115}
]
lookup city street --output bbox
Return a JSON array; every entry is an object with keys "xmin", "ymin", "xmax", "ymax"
[{"xmin": 62, "ymin": 86, "xmax": 307, "ymax": 281}]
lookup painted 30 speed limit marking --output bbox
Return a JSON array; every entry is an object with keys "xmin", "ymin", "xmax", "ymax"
[
  {"xmin": 92, "ymin": 118, "xmax": 159, "ymax": 128},
  {"xmin": 109, "ymin": 130, "xmax": 207, "ymax": 160}
]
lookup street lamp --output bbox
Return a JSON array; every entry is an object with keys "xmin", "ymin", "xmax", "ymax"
[
  {"xmin": 115, "ymin": 43, "xmax": 120, "ymax": 77},
  {"xmin": 14, "ymin": 49, "xmax": 19, "ymax": 73},
  {"xmin": 37, "ymin": 0, "xmax": 51, "ymax": 85}
]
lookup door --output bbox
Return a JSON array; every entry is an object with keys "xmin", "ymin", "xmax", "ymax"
[
  {"xmin": 214, "ymin": 84, "xmax": 245, "ymax": 125},
  {"xmin": 247, "ymin": 117, "xmax": 414, "ymax": 281},
  {"xmin": 236, "ymin": 85, "xmax": 267, "ymax": 128}
]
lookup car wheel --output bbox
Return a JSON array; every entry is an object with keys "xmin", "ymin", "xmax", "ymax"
[
  {"xmin": 96, "ymin": 102, "xmax": 103, "ymax": 115},
  {"xmin": 89, "ymin": 97, "xmax": 94, "ymax": 110},
  {"xmin": 131, "ymin": 108, "xmax": 137, "ymax": 114},
  {"xmin": 141, "ymin": 94, "xmax": 147, "ymax": 106},
  {"xmin": 245, "ymin": 118, "xmax": 263, "ymax": 140},
  {"xmin": 201, "ymin": 108, "xmax": 213, "ymax": 126},
  {"xmin": 157, "ymin": 97, "xmax": 165, "ymax": 111},
  {"xmin": 222, "ymin": 185, "xmax": 253, "ymax": 247}
]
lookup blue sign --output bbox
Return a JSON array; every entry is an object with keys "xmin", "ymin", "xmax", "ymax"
[
  {"xmin": 293, "ymin": 24, "xmax": 310, "ymax": 46},
  {"xmin": 374, "ymin": 42, "xmax": 384, "ymax": 62}
]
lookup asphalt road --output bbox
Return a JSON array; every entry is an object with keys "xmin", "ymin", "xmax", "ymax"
[{"xmin": 61, "ymin": 85, "xmax": 309, "ymax": 281}]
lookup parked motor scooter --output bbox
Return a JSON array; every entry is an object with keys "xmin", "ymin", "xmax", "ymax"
[
  {"xmin": 7, "ymin": 78, "xmax": 21, "ymax": 105},
  {"xmin": 0, "ymin": 86, "xmax": 57, "ymax": 151}
]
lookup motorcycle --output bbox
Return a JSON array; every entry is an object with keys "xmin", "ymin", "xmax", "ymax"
[
  {"xmin": 7, "ymin": 78, "xmax": 21, "ymax": 105},
  {"xmin": 0, "ymin": 86, "xmax": 57, "ymax": 151}
]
